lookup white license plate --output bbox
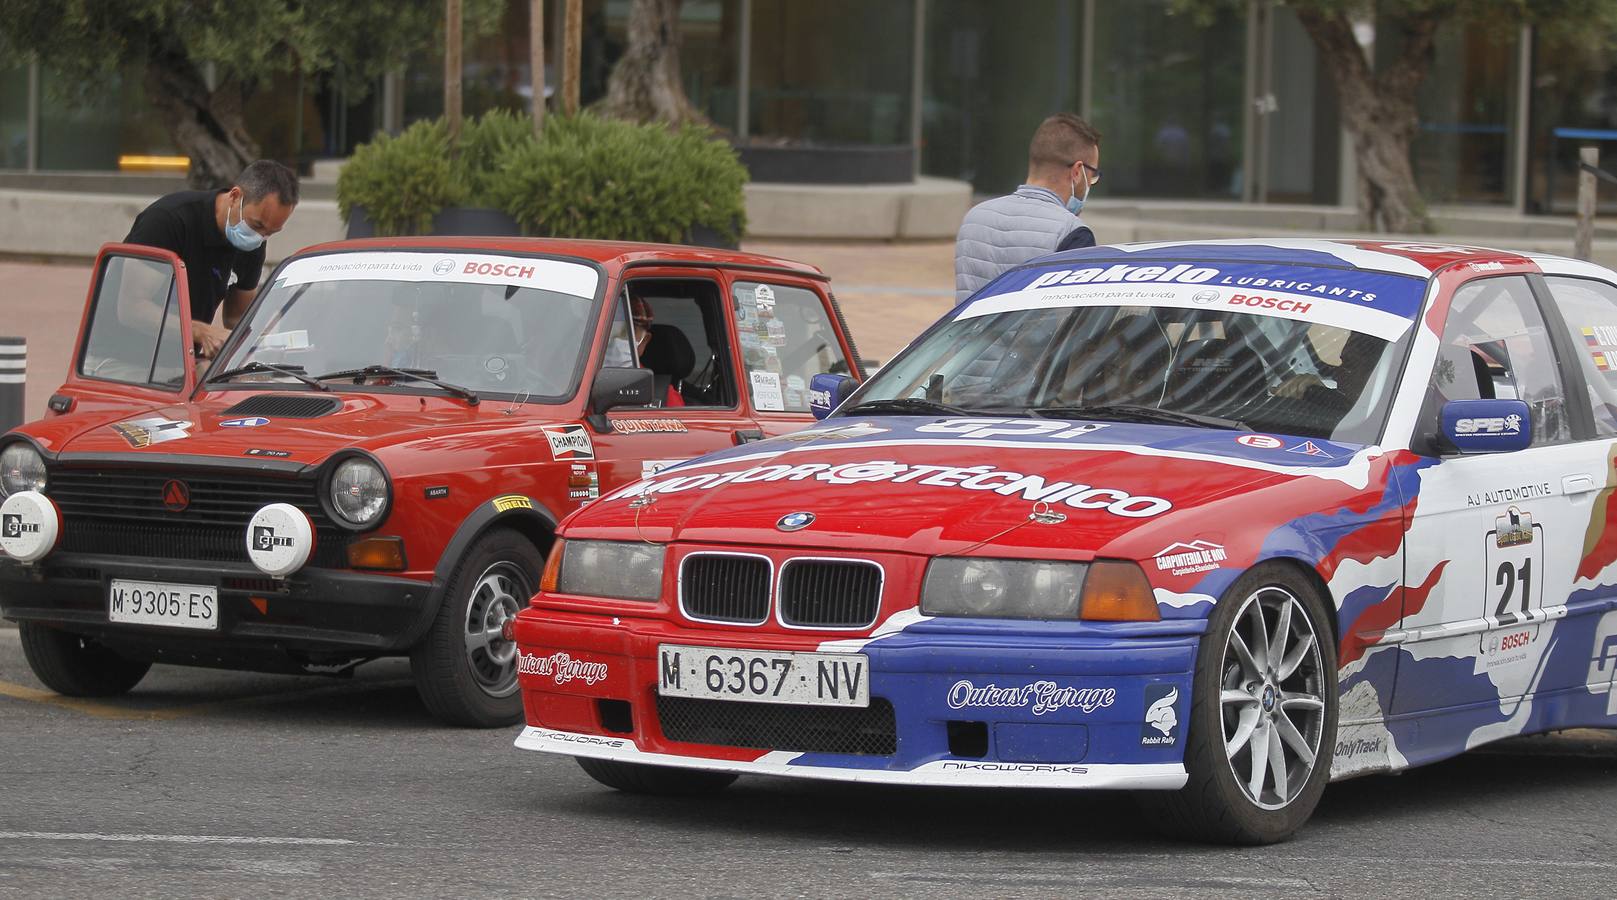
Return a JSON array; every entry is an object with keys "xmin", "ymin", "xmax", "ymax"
[
  {"xmin": 657, "ymin": 644, "xmax": 869, "ymax": 708},
  {"xmin": 108, "ymin": 579, "xmax": 219, "ymax": 631}
]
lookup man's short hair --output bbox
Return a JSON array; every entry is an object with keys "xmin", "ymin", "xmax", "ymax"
[
  {"xmin": 236, "ymin": 160, "xmax": 300, "ymax": 207},
  {"xmin": 1028, "ymin": 113, "xmax": 1102, "ymax": 172}
]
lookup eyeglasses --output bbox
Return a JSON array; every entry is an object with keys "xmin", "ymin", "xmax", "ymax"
[{"xmin": 1077, "ymin": 161, "xmax": 1102, "ymax": 185}]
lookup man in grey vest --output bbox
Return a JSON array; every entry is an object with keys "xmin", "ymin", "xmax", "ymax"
[{"xmin": 955, "ymin": 113, "xmax": 1101, "ymax": 304}]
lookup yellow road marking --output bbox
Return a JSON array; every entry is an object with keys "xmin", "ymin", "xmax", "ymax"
[{"xmin": 0, "ymin": 679, "xmax": 184, "ymax": 720}]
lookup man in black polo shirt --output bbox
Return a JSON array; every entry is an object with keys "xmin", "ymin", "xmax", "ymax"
[{"xmin": 124, "ymin": 160, "xmax": 299, "ymax": 358}]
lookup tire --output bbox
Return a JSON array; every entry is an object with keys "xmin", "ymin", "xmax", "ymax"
[
  {"xmin": 411, "ymin": 528, "xmax": 543, "ymax": 727},
  {"xmin": 18, "ymin": 623, "xmax": 152, "ymax": 697},
  {"xmin": 576, "ymin": 757, "xmax": 738, "ymax": 796},
  {"xmin": 1138, "ymin": 563, "xmax": 1338, "ymax": 845}
]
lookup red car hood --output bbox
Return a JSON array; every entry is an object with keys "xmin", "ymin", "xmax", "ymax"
[
  {"xmin": 41, "ymin": 391, "xmax": 553, "ymax": 467},
  {"xmin": 569, "ymin": 424, "xmax": 1352, "ymax": 556}
]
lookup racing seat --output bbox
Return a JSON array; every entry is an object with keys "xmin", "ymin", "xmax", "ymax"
[
  {"xmin": 640, "ymin": 323, "xmax": 697, "ymax": 405},
  {"xmin": 1061, "ymin": 313, "xmax": 1175, "ymax": 407},
  {"xmin": 1164, "ymin": 331, "xmax": 1268, "ymax": 417}
]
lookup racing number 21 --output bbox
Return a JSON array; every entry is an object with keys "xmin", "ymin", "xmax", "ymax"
[{"xmin": 1494, "ymin": 558, "xmax": 1531, "ymax": 619}]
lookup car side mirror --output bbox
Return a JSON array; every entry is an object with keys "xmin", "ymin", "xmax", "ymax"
[
  {"xmin": 587, "ymin": 366, "xmax": 655, "ymax": 432},
  {"xmin": 809, "ymin": 373, "xmax": 859, "ymax": 420},
  {"xmin": 1439, "ymin": 399, "xmax": 1532, "ymax": 454}
]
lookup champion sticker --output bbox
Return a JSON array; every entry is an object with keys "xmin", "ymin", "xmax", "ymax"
[
  {"xmin": 111, "ymin": 417, "xmax": 192, "ymax": 448},
  {"xmin": 542, "ymin": 424, "xmax": 594, "ymax": 461}
]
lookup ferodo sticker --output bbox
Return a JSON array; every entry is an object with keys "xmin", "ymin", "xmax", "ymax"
[
  {"xmin": 0, "ymin": 491, "xmax": 59, "ymax": 563},
  {"xmin": 245, "ymin": 503, "xmax": 314, "ymax": 577},
  {"xmin": 493, "ymin": 495, "xmax": 534, "ymax": 513},
  {"xmin": 111, "ymin": 416, "xmax": 192, "ymax": 449},
  {"xmin": 622, "ymin": 459, "xmax": 1172, "ymax": 519},
  {"xmin": 543, "ymin": 424, "xmax": 594, "ymax": 461}
]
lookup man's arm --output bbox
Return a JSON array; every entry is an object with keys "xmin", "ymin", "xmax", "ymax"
[
  {"xmin": 222, "ymin": 288, "xmax": 256, "ymax": 328},
  {"xmin": 1056, "ymin": 225, "xmax": 1096, "ymax": 252}
]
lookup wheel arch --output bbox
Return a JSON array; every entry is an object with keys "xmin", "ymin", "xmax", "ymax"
[
  {"xmin": 402, "ymin": 494, "xmax": 560, "ymax": 649},
  {"xmin": 1247, "ymin": 555, "xmax": 1343, "ymax": 655}
]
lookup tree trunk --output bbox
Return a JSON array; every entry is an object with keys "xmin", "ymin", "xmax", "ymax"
[
  {"xmin": 144, "ymin": 52, "xmax": 259, "ymax": 190},
  {"xmin": 594, "ymin": 0, "xmax": 705, "ymax": 126},
  {"xmin": 1295, "ymin": 9, "xmax": 1438, "ymax": 233}
]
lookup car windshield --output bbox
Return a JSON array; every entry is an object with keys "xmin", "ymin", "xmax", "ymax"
[
  {"xmin": 850, "ymin": 262, "xmax": 1427, "ymax": 443},
  {"xmin": 210, "ymin": 251, "xmax": 601, "ymax": 400}
]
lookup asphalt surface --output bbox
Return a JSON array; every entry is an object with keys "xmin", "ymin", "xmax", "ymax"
[{"xmin": 0, "ymin": 627, "xmax": 1614, "ymax": 898}]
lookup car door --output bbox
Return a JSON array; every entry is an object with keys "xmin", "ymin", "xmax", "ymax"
[
  {"xmin": 61, "ymin": 243, "xmax": 197, "ymax": 412},
  {"xmin": 724, "ymin": 276, "xmax": 861, "ymax": 438},
  {"xmin": 587, "ymin": 268, "xmax": 759, "ymax": 492},
  {"xmin": 1535, "ymin": 272, "xmax": 1617, "ymax": 716},
  {"xmin": 1393, "ymin": 274, "xmax": 1599, "ymax": 714}
]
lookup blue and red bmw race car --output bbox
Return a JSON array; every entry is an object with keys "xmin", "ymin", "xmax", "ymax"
[{"xmin": 508, "ymin": 239, "xmax": 1617, "ymax": 843}]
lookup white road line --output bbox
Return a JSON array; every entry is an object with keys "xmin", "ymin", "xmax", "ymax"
[{"xmin": 0, "ymin": 831, "xmax": 356, "ymax": 846}]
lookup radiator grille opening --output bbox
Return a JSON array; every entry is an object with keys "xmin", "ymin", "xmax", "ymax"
[
  {"xmin": 779, "ymin": 559, "xmax": 882, "ymax": 628},
  {"xmin": 680, "ymin": 554, "xmax": 770, "ymax": 624},
  {"xmin": 656, "ymin": 695, "xmax": 897, "ymax": 756}
]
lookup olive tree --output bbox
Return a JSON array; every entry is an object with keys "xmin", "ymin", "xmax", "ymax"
[
  {"xmin": 0, "ymin": 0, "xmax": 498, "ymax": 187},
  {"xmin": 1173, "ymin": 0, "xmax": 1617, "ymax": 232},
  {"xmin": 593, "ymin": 0, "xmax": 707, "ymax": 126}
]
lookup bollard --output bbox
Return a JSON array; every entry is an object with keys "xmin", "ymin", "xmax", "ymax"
[
  {"xmin": 1577, "ymin": 145, "xmax": 1599, "ymax": 262},
  {"xmin": 0, "ymin": 337, "xmax": 23, "ymax": 433}
]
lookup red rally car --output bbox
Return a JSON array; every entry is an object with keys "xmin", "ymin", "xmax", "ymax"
[{"xmin": 0, "ymin": 238, "xmax": 862, "ymax": 726}]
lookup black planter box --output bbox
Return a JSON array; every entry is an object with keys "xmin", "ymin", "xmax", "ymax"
[{"xmin": 737, "ymin": 143, "xmax": 914, "ymax": 185}]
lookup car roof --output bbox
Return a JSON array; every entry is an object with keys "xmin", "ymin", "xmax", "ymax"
[
  {"xmin": 1033, "ymin": 238, "xmax": 1549, "ymax": 279},
  {"xmin": 295, "ymin": 236, "xmax": 828, "ymax": 281}
]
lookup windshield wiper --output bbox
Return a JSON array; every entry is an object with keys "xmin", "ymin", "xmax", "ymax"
[
  {"xmin": 207, "ymin": 361, "xmax": 329, "ymax": 391},
  {"xmin": 315, "ymin": 365, "xmax": 479, "ymax": 405},
  {"xmin": 1031, "ymin": 404, "xmax": 1250, "ymax": 431},
  {"xmin": 843, "ymin": 397, "xmax": 973, "ymax": 417}
]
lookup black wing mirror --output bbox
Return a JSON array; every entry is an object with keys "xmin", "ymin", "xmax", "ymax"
[{"xmin": 586, "ymin": 366, "xmax": 655, "ymax": 432}]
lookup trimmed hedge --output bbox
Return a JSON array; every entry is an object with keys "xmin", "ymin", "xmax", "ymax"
[{"xmin": 336, "ymin": 111, "xmax": 747, "ymax": 243}]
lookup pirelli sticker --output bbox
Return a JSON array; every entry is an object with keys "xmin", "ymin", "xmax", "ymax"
[{"xmin": 493, "ymin": 495, "xmax": 534, "ymax": 513}]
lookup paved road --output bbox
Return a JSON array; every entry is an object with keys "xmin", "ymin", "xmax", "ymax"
[{"xmin": 0, "ymin": 628, "xmax": 1613, "ymax": 898}]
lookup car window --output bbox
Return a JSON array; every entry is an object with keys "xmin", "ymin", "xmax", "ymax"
[
  {"xmin": 732, "ymin": 281, "xmax": 849, "ymax": 413},
  {"xmin": 1544, "ymin": 275, "xmax": 1617, "ymax": 436},
  {"xmin": 607, "ymin": 279, "xmax": 738, "ymax": 408},
  {"xmin": 79, "ymin": 255, "xmax": 186, "ymax": 389},
  {"xmin": 1427, "ymin": 276, "xmax": 1571, "ymax": 444}
]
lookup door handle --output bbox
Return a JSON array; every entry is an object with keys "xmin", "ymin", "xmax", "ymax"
[
  {"xmin": 733, "ymin": 429, "xmax": 764, "ymax": 445},
  {"xmin": 1563, "ymin": 474, "xmax": 1599, "ymax": 495}
]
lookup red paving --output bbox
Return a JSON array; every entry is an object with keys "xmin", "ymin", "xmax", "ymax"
[{"xmin": 0, "ymin": 241, "xmax": 953, "ymax": 425}]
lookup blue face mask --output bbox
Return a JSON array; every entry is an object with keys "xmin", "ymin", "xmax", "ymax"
[
  {"xmin": 225, "ymin": 195, "xmax": 265, "ymax": 252},
  {"xmin": 1066, "ymin": 177, "xmax": 1086, "ymax": 215}
]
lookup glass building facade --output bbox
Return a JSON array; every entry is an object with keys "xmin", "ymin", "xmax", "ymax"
[{"xmin": 0, "ymin": 0, "xmax": 1609, "ymax": 215}]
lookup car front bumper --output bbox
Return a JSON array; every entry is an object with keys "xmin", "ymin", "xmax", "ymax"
[
  {"xmin": 0, "ymin": 552, "xmax": 436, "ymax": 667},
  {"xmin": 512, "ymin": 610, "xmax": 1202, "ymax": 790}
]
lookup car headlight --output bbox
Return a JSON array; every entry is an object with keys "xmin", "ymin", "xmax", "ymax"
[
  {"xmin": 922, "ymin": 557, "xmax": 1086, "ymax": 619},
  {"xmin": 555, "ymin": 539, "xmax": 665, "ymax": 601},
  {"xmin": 328, "ymin": 457, "xmax": 389, "ymax": 528},
  {"xmin": 0, "ymin": 443, "xmax": 46, "ymax": 498}
]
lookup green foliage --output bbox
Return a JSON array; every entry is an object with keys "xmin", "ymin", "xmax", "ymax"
[
  {"xmin": 338, "ymin": 112, "xmax": 749, "ymax": 243},
  {"xmin": 456, "ymin": 110, "xmax": 536, "ymax": 208},
  {"xmin": 500, "ymin": 115, "xmax": 748, "ymax": 244},
  {"xmin": 0, "ymin": 0, "xmax": 504, "ymax": 106},
  {"xmin": 337, "ymin": 119, "xmax": 459, "ymax": 238}
]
